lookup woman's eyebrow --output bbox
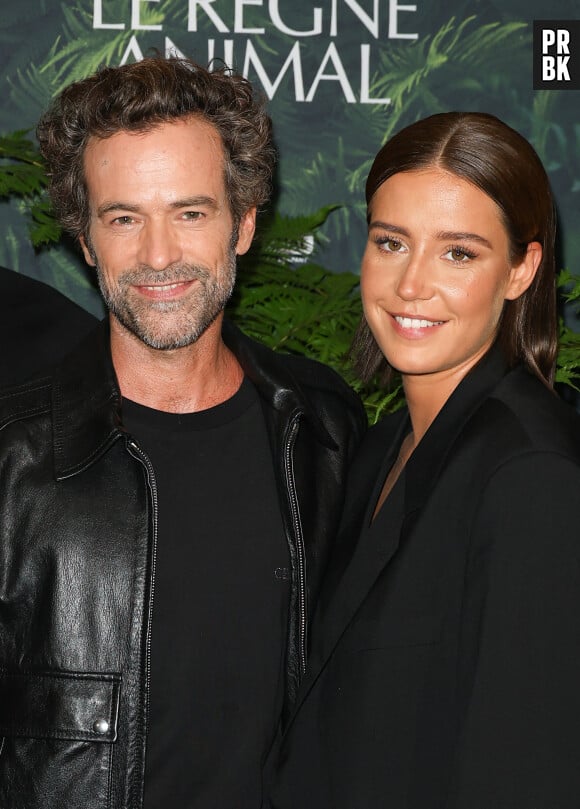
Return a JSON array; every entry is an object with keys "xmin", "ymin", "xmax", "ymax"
[
  {"xmin": 436, "ymin": 230, "xmax": 493, "ymax": 248},
  {"xmin": 368, "ymin": 221, "xmax": 410, "ymax": 236}
]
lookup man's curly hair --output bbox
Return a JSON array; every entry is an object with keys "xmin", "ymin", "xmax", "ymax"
[{"xmin": 37, "ymin": 56, "xmax": 276, "ymax": 239}]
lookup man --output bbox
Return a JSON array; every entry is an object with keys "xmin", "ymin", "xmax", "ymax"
[
  {"xmin": 0, "ymin": 265, "xmax": 96, "ymax": 384},
  {"xmin": 0, "ymin": 57, "xmax": 365, "ymax": 808}
]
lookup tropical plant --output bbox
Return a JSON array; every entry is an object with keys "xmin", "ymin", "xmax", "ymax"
[
  {"xmin": 0, "ymin": 129, "xmax": 58, "ymax": 247},
  {"xmin": 1, "ymin": 130, "xmax": 579, "ymax": 419},
  {"xmin": 6, "ymin": 2, "xmax": 573, "ymax": 276},
  {"xmin": 1, "ymin": 1, "xmax": 579, "ymax": 415},
  {"xmin": 234, "ymin": 207, "xmax": 402, "ymax": 423},
  {"xmin": 556, "ymin": 270, "xmax": 580, "ymax": 391},
  {"xmin": 0, "ymin": 134, "xmax": 398, "ymax": 420},
  {"xmin": 279, "ymin": 14, "xmax": 536, "ymax": 271}
]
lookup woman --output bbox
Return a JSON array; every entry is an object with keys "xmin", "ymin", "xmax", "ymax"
[{"xmin": 269, "ymin": 113, "xmax": 580, "ymax": 809}]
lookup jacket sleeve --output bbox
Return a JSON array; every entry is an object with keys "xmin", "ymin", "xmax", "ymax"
[{"xmin": 448, "ymin": 451, "xmax": 580, "ymax": 809}]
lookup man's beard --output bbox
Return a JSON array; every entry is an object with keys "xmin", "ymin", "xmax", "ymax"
[{"xmin": 94, "ymin": 250, "xmax": 237, "ymax": 351}]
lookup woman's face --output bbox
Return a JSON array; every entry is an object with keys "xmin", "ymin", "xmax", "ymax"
[{"xmin": 361, "ymin": 167, "xmax": 537, "ymax": 386}]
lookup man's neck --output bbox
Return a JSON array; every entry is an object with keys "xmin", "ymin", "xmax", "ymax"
[{"xmin": 110, "ymin": 316, "xmax": 244, "ymax": 414}]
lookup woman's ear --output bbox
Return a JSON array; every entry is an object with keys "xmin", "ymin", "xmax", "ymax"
[{"xmin": 504, "ymin": 241, "xmax": 543, "ymax": 301}]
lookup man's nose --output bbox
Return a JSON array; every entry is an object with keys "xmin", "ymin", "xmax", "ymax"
[{"xmin": 137, "ymin": 219, "xmax": 183, "ymax": 270}]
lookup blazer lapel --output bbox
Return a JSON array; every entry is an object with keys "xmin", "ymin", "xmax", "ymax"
[
  {"xmin": 402, "ymin": 346, "xmax": 509, "ymax": 514},
  {"xmin": 286, "ymin": 412, "xmax": 410, "ymax": 723},
  {"xmin": 308, "ymin": 489, "xmax": 408, "ymax": 670},
  {"xmin": 285, "ymin": 347, "xmax": 511, "ymax": 731}
]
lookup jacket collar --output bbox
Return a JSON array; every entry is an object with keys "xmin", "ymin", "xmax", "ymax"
[
  {"xmin": 403, "ymin": 343, "xmax": 510, "ymax": 516},
  {"xmin": 222, "ymin": 320, "xmax": 337, "ymax": 449},
  {"xmin": 52, "ymin": 318, "xmax": 337, "ymax": 479},
  {"xmin": 284, "ymin": 344, "xmax": 511, "ymax": 728},
  {"xmin": 52, "ymin": 320, "xmax": 122, "ymax": 480}
]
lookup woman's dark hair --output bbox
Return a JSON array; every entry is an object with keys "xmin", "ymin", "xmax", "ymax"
[
  {"xmin": 37, "ymin": 56, "xmax": 276, "ymax": 238},
  {"xmin": 351, "ymin": 112, "xmax": 558, "ymax": 386}
]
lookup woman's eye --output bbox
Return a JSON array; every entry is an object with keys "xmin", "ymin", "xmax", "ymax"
[
  {"xmin": 379, "ymin": 237, "xmax": 404, "ymax": 253},
  {"xmin": 445, "ymin": 246, "xmax": 475, "ymax": 262}
]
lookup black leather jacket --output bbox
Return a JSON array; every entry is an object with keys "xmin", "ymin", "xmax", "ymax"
[{"xmin": 0, "ymin": 319, "xmax": 366, "ymax": 809}]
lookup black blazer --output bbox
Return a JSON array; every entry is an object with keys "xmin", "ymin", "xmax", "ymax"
[
  {"xmin": 271, "ymin": 348, "xmax": 580, "ymax": 809},
  {"xmin": 0, "ymin": 266, "xmax": 97, "ymax": 385}
]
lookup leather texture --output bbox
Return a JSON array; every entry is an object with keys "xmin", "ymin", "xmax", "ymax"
[{"xmin": 0, "ymin": 319, "xmax": 366, "ymax": 809}]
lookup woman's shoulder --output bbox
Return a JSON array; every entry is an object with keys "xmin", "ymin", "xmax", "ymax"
[
  {"xmin": 481, "ymin": 366, "xmax": 580, "ymax": 462},
  {"xmin": 456, "ymin": 371, "xmax": 580, "ymax": 563}
]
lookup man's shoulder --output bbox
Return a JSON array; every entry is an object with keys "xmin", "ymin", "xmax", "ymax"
[
  {"xmin": 224, "ymin": 320, "xmax": 365, "ymax": 420},
  {"xmin": 273, "ymin": 349, "xmax": 359, "ymax": 401}
]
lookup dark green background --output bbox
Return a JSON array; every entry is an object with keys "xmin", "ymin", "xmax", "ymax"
[{"xmin": 1, "ymin": 1, "xmax": 579, "ymax": 322}]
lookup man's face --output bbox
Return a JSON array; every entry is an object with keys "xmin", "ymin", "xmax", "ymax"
[{"xmin": 80, "ymin": 117, "xmax": 255, "ymax": 350}]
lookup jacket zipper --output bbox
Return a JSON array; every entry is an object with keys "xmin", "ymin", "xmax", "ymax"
[
  {"xmin": 284, "ymin": 414, "xmax": 307, "ymax": 675},
  {"xmin": 127, "ymin": 439, "xmax": 158, "ymax": 799}
]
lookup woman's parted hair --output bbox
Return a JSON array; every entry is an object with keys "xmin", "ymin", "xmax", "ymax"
[
  {"xmin": 37, "ymin": 56, "xmax": 276, "ymax": 238},
  {"xmin": 352, "ymin": 112, "xmax": 558, "ymax": 387}
]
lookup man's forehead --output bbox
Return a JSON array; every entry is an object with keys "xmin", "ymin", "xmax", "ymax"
[
  {"xmin": 83, "ymin": 117, "xmax": 225, "ymax": 163},
  {"xmin": 81, "ymin": 118, "xmax": 234, "ymax": 220}
]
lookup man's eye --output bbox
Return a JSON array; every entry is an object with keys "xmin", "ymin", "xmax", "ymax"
[
  {"xmin": 182, "ymin": 211, "xmax": 203, "ymax": 221},
  {"xmin": 112, "ymin": 216, "xmax": 134, "ymax": 226}
]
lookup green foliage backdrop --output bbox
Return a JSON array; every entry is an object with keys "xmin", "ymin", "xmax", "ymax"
[{"xmin": 1, "ymin": 1, "xmax": 580, "ymax": 415}]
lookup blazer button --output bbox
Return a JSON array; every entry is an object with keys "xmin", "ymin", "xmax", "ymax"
[{"xmin": 93, "ymin": 718, "xmax": 110, "ymax": 734}]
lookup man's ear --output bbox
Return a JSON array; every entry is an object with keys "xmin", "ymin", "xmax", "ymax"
[
  {"xmin": 505, "ymin": 241, "xmax": 542, "ymax": 301},
  {"xmin": 235, "ymin": 207, "xmax": 257, "ymax": 256},
  {"xmin": 79, "ymin": 234, "xmax": 96, "ymax": 268}
]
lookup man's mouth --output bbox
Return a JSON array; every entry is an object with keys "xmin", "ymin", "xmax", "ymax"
[
  {"xmin": 134, "ymin": 279, "xmax": 197, "ymax": 300},
  {"xmin": 141, "ymin": 282, "xmax": 191, "ymax": 292}
]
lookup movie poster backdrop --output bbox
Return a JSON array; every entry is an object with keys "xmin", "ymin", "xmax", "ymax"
[{"xmin": 1, "ymin": 1, "xmax": 579, "ymax": 321}]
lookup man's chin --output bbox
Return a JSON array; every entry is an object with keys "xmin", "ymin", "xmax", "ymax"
[
  {"xmin": 114, "ymin": 312, "xmax": 218, "ymax": 351},
  {"xmin": 126, "ymin": 327, "xmax": 205, "ymax": 351}
]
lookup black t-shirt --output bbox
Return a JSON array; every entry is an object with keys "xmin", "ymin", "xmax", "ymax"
[{"xmin": 122, "ymin": 378, "xmax": 290, "ymax": 808}]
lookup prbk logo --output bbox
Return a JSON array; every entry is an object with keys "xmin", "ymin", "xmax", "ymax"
[{"xmin": 534, "ymin": 20, "xmax": 580, "ymax": 89}]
